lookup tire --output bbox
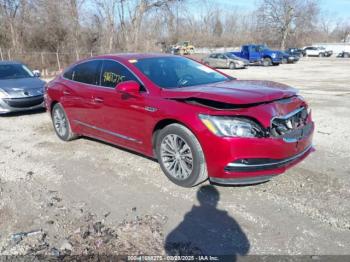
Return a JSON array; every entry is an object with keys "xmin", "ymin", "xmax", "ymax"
[
  {"xmin": 155, "ymin": 123, "xmax": 208, "ymax": 187},
  {"xmin": 51, "ymin": 103, "xmax": 78, "ymax": 141},
  {"xmin": 344, "ymin": 53, "xmax": 350, "ymax": 58},
  {"xmin": 319, "ymin": 53, "xmax": 325, "ymax": 57},
  {"xmin": 229, "ymin": 62, "xmax": 236, "ymax": 69},
  {"xmin": 262, "ymin": 57, "xmax": 272, "ymax": 67}
]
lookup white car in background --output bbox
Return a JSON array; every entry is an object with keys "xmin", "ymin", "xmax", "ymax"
[
  {"xmin": 303, "ymin": 46, "xmax": 325, "ymax": 57},
  {"xmin": 303, "ymin": 46, "xmax": 333, "ymax": 57}
]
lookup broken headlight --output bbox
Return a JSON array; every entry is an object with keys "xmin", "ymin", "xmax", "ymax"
[{"xmin": 199, "ymin": 115, "xmax": 264, "ymax": 138}]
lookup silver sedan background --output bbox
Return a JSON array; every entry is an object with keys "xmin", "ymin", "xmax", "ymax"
[
  {"xmin": 202, "ymin": 52, "xmax": 249, "ymax": 69},
  {"xmin": 0, "ymin": 61, "xmax": 45, "ymax": 114}
]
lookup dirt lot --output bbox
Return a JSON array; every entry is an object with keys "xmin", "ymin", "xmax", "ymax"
[{"xmin": 0, "ymin": 57, "xmax": 349, "ymax": 257}]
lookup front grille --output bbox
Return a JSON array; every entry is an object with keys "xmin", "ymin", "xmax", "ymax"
[
  {"xmin": 3, "ymin": 95, "xmax": 44, "ymax": 108},
  {"xmin": 270, "ymin": 107, "xmax": 309, "ymax": 141}
]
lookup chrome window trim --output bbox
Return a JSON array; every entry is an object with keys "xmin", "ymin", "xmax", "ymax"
[
  {"xmin": 61, "ymin": 58, "xmax": 149, "ymax": 93},
  {"xmin": 74, "ymin": 120, "xmax": 142, "ymax": 144}
]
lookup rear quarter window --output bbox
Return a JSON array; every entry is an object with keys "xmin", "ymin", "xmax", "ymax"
[{"xmin": 63, "ymin": 68, "xmax": 74, "ymax": 80}]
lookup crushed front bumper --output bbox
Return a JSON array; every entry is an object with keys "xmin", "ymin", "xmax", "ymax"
[{"xmin": 201, "ymin": 118, "xmax": 315, "ymax": 185}]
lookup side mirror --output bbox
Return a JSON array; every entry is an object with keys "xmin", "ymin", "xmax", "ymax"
[
  {"xmin": 116, "ymin": 80, "xmax": 140, "ymax": 95},
  {"xmin": 33, "ymin": 70, "xmax": 41, "ymax": 77}
]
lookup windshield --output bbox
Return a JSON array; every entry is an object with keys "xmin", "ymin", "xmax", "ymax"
[
  {"xmin": 133, "ymin": 56, "xmax": 229, "ymax": 88},
  {"xmin": 225, "ymin": 53, "xmax": 239, "ymax": 59},
  {"xmin": 0, "ymin": 64, "xmax": 34, "ymax": 80}
]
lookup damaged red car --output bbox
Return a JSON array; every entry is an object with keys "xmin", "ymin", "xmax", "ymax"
[{"xmin": 45, "ymin": 54, "xmax": 314, "ymax": 187}]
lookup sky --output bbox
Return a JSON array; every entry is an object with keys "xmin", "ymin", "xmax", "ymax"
[{"xmin": 208, "ymin": 0, "xmax": 350, "ymax": 20}]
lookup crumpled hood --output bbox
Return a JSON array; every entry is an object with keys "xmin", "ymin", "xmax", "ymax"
[
  {"xmin": 162, "ymin": 80, "xmax": 297, "ymax": 105},
  {"xmin": 0, "ymin": 77, "xmax": 45, "ymax": 97}
]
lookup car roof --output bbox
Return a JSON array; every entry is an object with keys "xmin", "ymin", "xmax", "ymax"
[
  {"xmin": 92, "ymin": 53, "xmax": 175, "ymax": 62},
  {"xmin": 0, "ymin": 60, "xmax": 23, "ymax": 65}
]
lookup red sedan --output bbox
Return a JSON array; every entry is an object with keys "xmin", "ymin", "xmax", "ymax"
[{"xmin": 45, "ymin": 54, "xmax": 314, "ymax": 187}]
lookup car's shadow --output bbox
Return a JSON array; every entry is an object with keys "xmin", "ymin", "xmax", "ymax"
[
  {"xmin": 0, "ymin": 108, "xmax": 46, "ymax": 117},
  {"xmin": 165, "ymin": 185, "xmax": 250, "ymax": 259}
]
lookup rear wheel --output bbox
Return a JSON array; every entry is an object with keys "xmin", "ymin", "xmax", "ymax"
[
  {"xmin": 262, "ymin": 57, "xmax": 272, "ymax": 67},
  {"xmin": 52, "ymin": 103, "xmax": 78, "ymax": 141},
  {"xmin": 156, "ymin": 124, "xmax": 208, "ymax": 187}
]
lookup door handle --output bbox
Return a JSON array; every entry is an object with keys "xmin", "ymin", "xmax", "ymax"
[
  {"xmin": 93, "ymin": 97, "xmax": 104, "ymax": 103},
  {"xmin": 63, "ymin": 90, "xmax": 71, "ymax": 95}
]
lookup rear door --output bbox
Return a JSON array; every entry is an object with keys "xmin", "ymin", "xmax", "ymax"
[
  {"xmin": 208, "ymin": 54, "xmax": 218, "ymax": 67},
  {"xmin": 60, "ymin": 60, "xmax": 102, "ymax": 129}
]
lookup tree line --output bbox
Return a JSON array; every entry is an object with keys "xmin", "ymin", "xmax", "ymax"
[{"xmin": 0, "ymin": 0, "xmax": 349, "ymax": 55}]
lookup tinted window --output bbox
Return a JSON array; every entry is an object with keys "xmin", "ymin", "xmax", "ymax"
[
  {"xmin": 63, "ymin": 68, "xmax": 74, "ymax": 80},
  {"xmin": 209, "ymin": 54, "xmax": 218, "ymax": 58},
  {"xmin": 251, "ymin": 46, "xmax": 258, "ymax": 52},
  {"xmin": 218, "ymin": 54, "xmax": 226, "ymax": 59},
  {"xmin": 72, "ymin": 60, "xmax": 101, "ymax": 85},
  {"xmin": 0, "ymin": 64, "xmax": 34, "ymax": 79},
  {"xmin": 134, "ymin": 56, "xmax": 229, "ymax": 89},
  {"xmin": 100, "ymin": 60, "xmax": 138, "ymax": 88}
]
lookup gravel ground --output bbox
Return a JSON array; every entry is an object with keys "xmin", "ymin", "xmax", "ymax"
[{"xmin": 0, "ymin": 57, "xmax": 349, "ymax": 256}]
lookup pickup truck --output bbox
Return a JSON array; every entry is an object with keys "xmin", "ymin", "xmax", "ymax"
[{"xmin": 231, "ymin": 44, "xmax": 283, "ymax": 66}]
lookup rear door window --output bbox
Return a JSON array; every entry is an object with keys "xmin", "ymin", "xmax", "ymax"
[
  {"xmin": 71, "ymin": 60, "xmax": 101, "ymax": 85},
  {"xmin": 100, "ymin": 60, "xmax": 138, "ymax": 88}
]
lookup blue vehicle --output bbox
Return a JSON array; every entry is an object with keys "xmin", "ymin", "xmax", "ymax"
[{"xmin": 231, "ymin": 44, "xmax": 283, "ymax": 66}]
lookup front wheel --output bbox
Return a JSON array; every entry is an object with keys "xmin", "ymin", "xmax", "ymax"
[
  {"xmin": 52, "ymin": 103, "xmax": 78, "ymax": 141},
  {"xmin": 156, "ymin": 124, "xmax": 208, "ymax": 187}
]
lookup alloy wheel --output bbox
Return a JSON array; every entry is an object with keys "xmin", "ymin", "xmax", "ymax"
[
  {"xmin": 53, "ymin": 107, "xmax": 68, "ymax": 137},
  {"xmin": 160, "ymin": 134, "xmax": 193, "ymax": 180}
]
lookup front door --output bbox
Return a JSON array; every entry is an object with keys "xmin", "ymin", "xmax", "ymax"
[
  {"xmin": 217, "ymin": 54, "xmax": 228, "ymax": 68},
  {"xmin": 91, "ymin": 60, "xmax": 150, "ymax": 151}
]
